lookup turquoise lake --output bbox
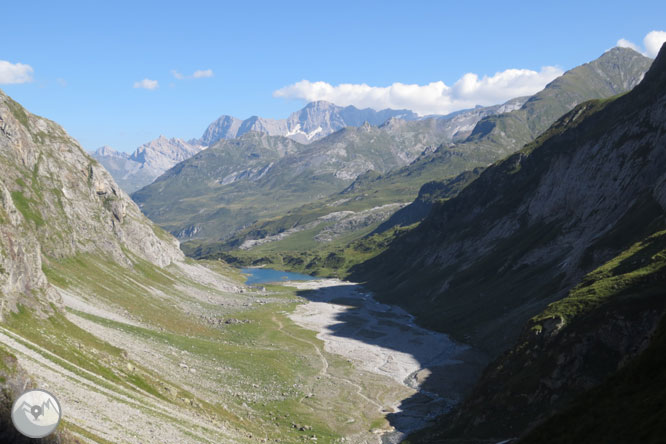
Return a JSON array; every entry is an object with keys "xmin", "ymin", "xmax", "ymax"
[{"xmin": 241, "ymin": 267, "xmax": 318, "ymax": 285}]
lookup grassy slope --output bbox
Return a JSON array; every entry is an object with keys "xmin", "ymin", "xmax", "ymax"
[
  {"xmin": 188, "ymin": 223, "xmax": 415, "ymax": 279},
  {"xmin": 3, "ymin": 252, "xmax": 409, "ymax": 443}
]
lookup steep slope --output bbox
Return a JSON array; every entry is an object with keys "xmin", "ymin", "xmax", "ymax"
[
  {"xmin": 410, "ymin": 227, "xmax": 666, "ymax": 443},
  {"xmin": 519, "ymin": 306, "xmax": 666, "ymax": 444},
  {"xmin": 91, "ymin": 136, "xmax": 204, "ymax": 193},
  {"xmin": 352, "ymin": 44, "xmax": 666, "ymax": 359},
  {"xmin": 344, "ymin": 47, "xmax": 653, "ymax": 202},
  {"xmin": 1, "ymin": 90, "xmax": 183, "ymax": 314}
]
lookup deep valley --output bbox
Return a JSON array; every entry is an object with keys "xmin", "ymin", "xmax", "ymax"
[{"xmin": 1, "ymin": 15, "xmax": 666, "ymax": 444}]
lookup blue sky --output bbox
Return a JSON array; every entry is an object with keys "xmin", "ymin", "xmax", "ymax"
[{"xmin": 1, "ymin": 0, "xmax": 665, "ymax": 152}]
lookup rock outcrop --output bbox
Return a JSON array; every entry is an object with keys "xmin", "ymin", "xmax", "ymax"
[{"xmin": 0, "ymin": 89, "xmax": 183, "ymax": 317}]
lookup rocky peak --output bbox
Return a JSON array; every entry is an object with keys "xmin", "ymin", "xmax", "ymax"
[
  {"xmin": 94, "ymin": 145, "xmax": 126, "ymax": 158},
  {"xmin": 302, "ymin": 100, "xmax": 336, "ymax": 111},
  {"xmin": 199, "ymin": 114, "xmax": 243, "ymax": 145},
  {"xmin": 198, "ymin": 100, "xmax": 420, "ymax": 146}
]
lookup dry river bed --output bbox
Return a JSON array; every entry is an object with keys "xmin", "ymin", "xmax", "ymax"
[{"xmin": 281, "ymin": 279, "xmax": 486, "ymax": 444}]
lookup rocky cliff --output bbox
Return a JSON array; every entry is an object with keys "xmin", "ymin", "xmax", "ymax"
[{"xmin": 0, "ymin": 89, "xmax": 183, "ymax": 317}]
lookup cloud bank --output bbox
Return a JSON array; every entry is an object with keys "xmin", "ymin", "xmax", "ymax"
[
  {"xmin": 172, "ymin": 69, "xmax": 214, "ymax": 80},
  {"xmin": 617, "ymin": 30, "xmax": 666, "ymax": 58},
  {"xmin": 274, "ymin": 66, "xmax": 562, "ymax": 116},
  {"xmin": 133, "ymin": 78, "xmax": 159, "ymax": 90},
  {"xmin": 0, "ymin": 60, "xmax": 34, "ymax": 84}
]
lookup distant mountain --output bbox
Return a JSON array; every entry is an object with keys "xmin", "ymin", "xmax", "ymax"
[
  {"xmin": 132, "ymin": 119, "xmax": 441, "ymax": 239},
  {"xmin": 91, "ymin": 136, "xmax": 204, "ymax": 193},
  {"xmin": 134, "ymin": 95, "xmax": 535, "ymax": 242},
  {"xmin": 100, "ymin": 99, "xmax": 522, "ymax": 194},
  {"xmin": 198, "ymin": 100, "xmax": 420, "ymax": 145},
  {"xmin": 344, "ymin": 47, "xmax": 654, "ymax": 201},
  {"xmin": 180, "ymin": 48, "xmax": 652, "ymax": 256}
]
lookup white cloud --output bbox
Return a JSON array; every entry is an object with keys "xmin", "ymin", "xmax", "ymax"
[
  {"xmin": 616, "ymin": 30, "xmax": 666, "ymax": 58},
  {"xmin": 133, "ymin": 78, "xmax": 159, "ymax": 90},
  {"xmin": 644, "ymin": 31, "xmax": 666, "ymax": 58},
  {"xmin": 192, "ymin": 69, "xmax": 213, "ymax": 78},
  {"xmin": 172, "ymin": 69, "xmax": 214, "ymax": 80},
  {"xmin": 274, "ymin": 66, "xmax": 562, "ymax": 116},
  {"xmin": 616, "ymin": 38, "xmax": 641, "ymax": 53},
  {"xmin": 0, "ymin": 60, "xmax": 34, "ymax": 84}
]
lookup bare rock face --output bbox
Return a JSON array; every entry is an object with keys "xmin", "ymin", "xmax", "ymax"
[{"xmin": 0, "ymin": 89, "xmax": 184, "ymax": 316}]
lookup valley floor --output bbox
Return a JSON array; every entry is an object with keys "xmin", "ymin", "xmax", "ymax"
[{"xmin": 0, "ymin": 260, "xmax": 484, "ymax": 443}]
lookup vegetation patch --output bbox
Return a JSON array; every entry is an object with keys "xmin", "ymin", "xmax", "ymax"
[
  {"xmin": 532, "ymin": 229, "xmax": 666, "ymax": 330},
  {"xmin": 5, "ymin": 97, "xmax": 30, "ymax": 128},
  {"xmin": 10, "ymin": 190, "xmax": 44, "ymax": 227}
]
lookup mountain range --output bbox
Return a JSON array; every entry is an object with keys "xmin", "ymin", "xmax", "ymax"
[
  {"xmin": 131, "ymin": 96, "xmax": 530, "ymax": 240},
  {"xmin": 198, "ymin": 100, "xmax": 420, "ymax": 145},
  {"xmin": 94, "ymin": 98, "xmax": 528, "ymax": 194},
  {"xmin": 92, "ymin": 136, "xmax": 204, "ymax": 192},
  {"xmin": 178, "ymin": 47, "xmax": 652, "ymax": 258}
]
